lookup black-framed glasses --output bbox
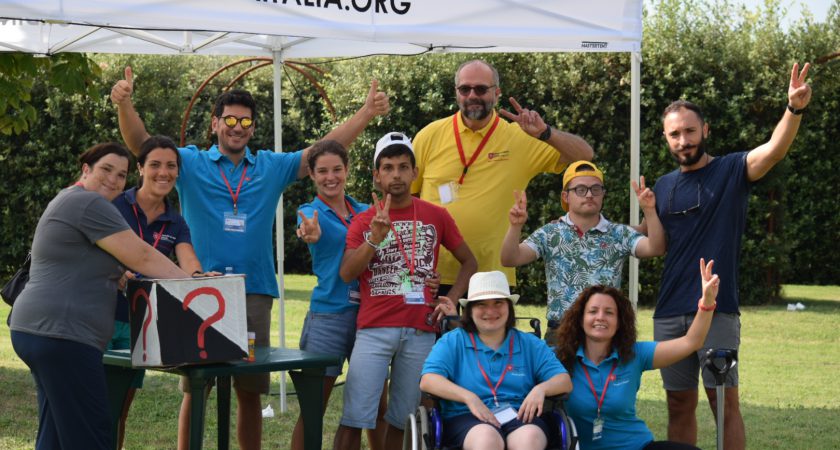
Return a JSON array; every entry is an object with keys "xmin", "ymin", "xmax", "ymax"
[
  {"xmin": 221, "ymin": 115, "xmax": 254, "ymax": 129},
  {"xmin": 667, "ymin": 180, "xmax": 701, "ymax": 216},
  {"xmin": 455, "ymin": 84, "xmax": 496, "ymax": 96},
  {"xmin": 566, "ymin": 184, "xmax": 606, "ymax": 197}
]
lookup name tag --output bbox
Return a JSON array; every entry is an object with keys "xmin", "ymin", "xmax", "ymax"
[
  {"xmin": 224, "ymin": 212, "xmax": 247, "ymax": 233},
  {"xmin": 437, "ymin": 182, "xmax": 459, "ymax": 205},
  {"xmin": 492, "ymin": 404, "xmax": 517, "ymax": 425}
]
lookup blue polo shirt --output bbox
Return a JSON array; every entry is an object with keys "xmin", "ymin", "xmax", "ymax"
[
  {"xmin": 176, "ymin": 144, "xmax": 302, "ymax": 298},
  {"xmin": 297, "ymin": 195, "xmax": 369, "ymax": 314},
  {"xmin": 422, "ymin": 327, "xmax": 567, "ymax": 419},
  {"xmin": 112, "ymin": 186, "xmax": 192, "ymax": 321},
  {"xmin": 564, "ymin": 342, "xmax": 657, "ymax": 450}
]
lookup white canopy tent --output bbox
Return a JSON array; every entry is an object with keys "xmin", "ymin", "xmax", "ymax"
[{"xmin": 2, "ymin": 0, "xmax": 644, "ymax": 410}]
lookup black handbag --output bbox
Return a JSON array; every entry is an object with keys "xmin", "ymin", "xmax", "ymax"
[{"xmin": 2, "ymin": 253, "xmax": 31, "ymax": 307}]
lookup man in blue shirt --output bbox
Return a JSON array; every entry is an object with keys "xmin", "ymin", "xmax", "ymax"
[
  {"xmin": 641, "ymin": 63, "xmax": 811, "ymax": 450},
  {"xmin": 111, "ymin": 66, "xmax": 389, "ymax": 450}
]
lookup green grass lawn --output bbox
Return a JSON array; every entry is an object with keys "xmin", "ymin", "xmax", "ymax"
[{"xmin": 1, "ymin": 279, "xmax": 838, "ymax": 449}]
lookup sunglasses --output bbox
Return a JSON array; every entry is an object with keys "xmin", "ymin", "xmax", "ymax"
[
  {"xmin": 221, "ymin": 115, "xmax": 254, "ymax": 129},
  {"xmin": 667, "ymin": 180, "xmax": 701, "ymax": 216},
  {"xmin": 455, "ymin": 84, "xmax": 496, "ymax": 96}
]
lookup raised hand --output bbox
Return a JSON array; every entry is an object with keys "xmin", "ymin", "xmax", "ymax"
[
  {"xmin": 699, "ymin": 258, "xmax": 720, "ymax": 308},
  {"xmin": 364, "ymin": 79, "xmax": 390, "ymax": 118},
  {"xmin": 631, "ymin": 176, "xmax": 656, "ymax": 211},
  {"xmin": 508, "ymin": 190, "xmax": 528, "ymax": 226},
  {"xmin": 499, "ymin": 97, "xmax": 548, "ymax": 138},
  {"xmin": 110, "ymin": 66, "xmax": 134, "ymax": 106},
  {"xmin": 369, "ymin": 192, "xmax": 392, "ymax": 245},
  {"xmin": 296, "ymin": 210, "xmax": 321, "ymax": 244},
  {"xmin": 788, "ymin": 63, "xmax": 812, "ymax": 111}
]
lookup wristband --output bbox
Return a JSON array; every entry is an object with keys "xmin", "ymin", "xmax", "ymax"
[
  {"xmin": 787, "ymin": 104, "xmax": 805, "ymax": 115},
  {"xmin": 364, "ymin": 235, "xmax": 380, "ymax": 250},
  {"xmin": 698, "ymin": 298, "xmax": 717, "ymax": 312},
  {"xmin": 538, "ymin": 125, "xmax": 552, "ymax": 141}
]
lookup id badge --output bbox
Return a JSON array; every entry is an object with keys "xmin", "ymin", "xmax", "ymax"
[
  {"xmin": 349, "ymin": 289, "xmax": 361, "ymax": 305},
  {"xmin": 437, "ymin": 181, "xmax": 459, "ymax": 205},
  {"xmin": 402, "ymin": 273, "xmax": 426, "ymax": 304},
  {"xmin": 491, "ymin": 403, "xmax": 517, "ymax": 425},
  {"xmin": 592, "ymin": 416, "xmax": 604, "ymax": 441},
  {"xmin": 224, "ymin": 211, "xmax": 247, "ymax": 233}
]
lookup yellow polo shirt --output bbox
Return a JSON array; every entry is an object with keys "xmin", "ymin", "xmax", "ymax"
[{"xmin": 411, "ymin": 111, "xmax": 567, "ymax": 285}]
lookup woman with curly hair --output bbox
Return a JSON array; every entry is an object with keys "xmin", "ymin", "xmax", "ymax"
[{"xmin": 554, "ymin": 259, "xmax": 719, "ymax": 450}]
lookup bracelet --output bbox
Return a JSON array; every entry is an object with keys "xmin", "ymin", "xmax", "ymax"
[
  {"xmin": 192, "ymin": 270, "xmax": 203, "ymax": 278},
  {"xmin": 538, "ymin": 125, "xmax": 552, "ymax": 141},
  {"xmin": 698, "ymin": 298, "xmax": 717, "ymax": 312},
  {"xmin": 787, "ymin": 104, "xmax": 806, "ymax": 115},
  {"xmin": 364, "ymin": 235, "xmax": 380, "ymax": 249}
]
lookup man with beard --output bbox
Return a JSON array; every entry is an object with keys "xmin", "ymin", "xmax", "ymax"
[
  {"xmin": 411, "ymin": 60, "xmax": 593, "ymax": 292},
  {"xmin": 335, "ymin": 132, "xmax": 476, "ymax": 449},
  {"xmin": 643, "ymin": 63, "xmax": 811, "ymax": 450},
  {"xmin": 111, "ymin": 67, "xmax": 389, "ymax": 450},
  {"xmin": 500, "ymin": 161, "xmax": 665, "ymax": 341}
]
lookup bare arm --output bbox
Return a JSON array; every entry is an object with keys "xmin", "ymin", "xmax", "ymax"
[
  {"xmin": 174, "ymin": 242, "xmax": 203, "ymax": 275},
  {"xmin": 499, "ymin": 97, "xmax": 594, "ymax": 164},
  {"xmin": 97, "ymin": 230, "xmax": 189, "ymax": 279},
  {"xmin": 297, "ymin": 80, "xmax": 390, "ymax": 179},
  {"xmin": 745, "ymin": 63, "xmax": 812, "ymax": 182},
  {"xmin": 632, "ymin": 176, "xmax": 666, "ymax": 258},
  {"xmin": 517, "ymin": 373, "xmax": 573, "ymax": 423},
  {"xmin": 653, "ymin": 259, "xmax": 720, "ymax": 369},
  {"xmin": 445, "ymin": 242, "xmax": 477, "ymax": 301},
  {"xmin": 420, "ymin": 373, "xmax": 501, "ymax": 427},
  {"xmin": 110, "ymin": 66, "xmax": 151, "ymax": 155},
  {"xmin": 500, "ymin": 190, "xmax": 539, "ymax": 267}
]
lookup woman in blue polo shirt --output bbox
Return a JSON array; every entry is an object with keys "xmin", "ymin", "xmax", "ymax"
[
  {"xmin": 554, "ymin": 259, "xmax": 719, "ymax": 450},
  {"xmin": 420, "ymin": 271, "xmax": 572, "ymax": 450},
  {"xmin": 109, "ymin": 135, "xmax": 213, "ymax": 450}
]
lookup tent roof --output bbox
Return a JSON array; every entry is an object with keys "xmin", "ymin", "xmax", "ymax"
[{"xmin": 1, "ymin": 0, "xmax": 641, "ymax": 56}]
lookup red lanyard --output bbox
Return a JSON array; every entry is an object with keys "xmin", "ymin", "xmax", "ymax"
[
  {"xmin": 452, "ymin": 113, "xmax": 500, "ymax": 185},
  {"xmin": 387, "ymin": 198, "xmax": 417, "ymax": 276},
  {"xmin": 469, "ymin": 332, "xmax": 515, "ymax": 407},
  {"xmin": 218, "ymin": 163, "xmax": 248, "ymax": 214},
  {"xmin": 581, "ymin": 360, "xmax": 619, "ymax": 417},
  {"xmin": 131, "ymin": 204, "xmax": 166, "ymax": 249},
  {"xmin": 317, "ymin": 194, "xmax": 356, "ymax": 229}
]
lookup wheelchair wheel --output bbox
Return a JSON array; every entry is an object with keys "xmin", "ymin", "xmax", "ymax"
[{"xmin": 403, "ymin": 406, "xmax": 434, "ymax": 450}]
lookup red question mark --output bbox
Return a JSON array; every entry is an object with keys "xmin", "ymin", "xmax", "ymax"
[
  {"xmin": 131, "ymin": 288, "xmax": 153, "ymax": 362},
  {"xmin": 182, "ymin": 287, "xmax": 226, "ymax": 359}
]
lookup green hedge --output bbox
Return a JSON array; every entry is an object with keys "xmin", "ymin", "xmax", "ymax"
[{"xmin": 1, "ymin": 0, "xmax": 838, "ymax": 306}]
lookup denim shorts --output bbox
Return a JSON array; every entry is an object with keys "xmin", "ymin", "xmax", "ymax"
[
  {"xmin": 340, "ymin": 327, "xmax": 434, "ymax": 429},
  {"xmin": 654, "ymin": 312, "xmax": 740, "ymax": 390},
  {"xmin": 299, "ymin": 308, "xmax": 358, "ymax": 377}
]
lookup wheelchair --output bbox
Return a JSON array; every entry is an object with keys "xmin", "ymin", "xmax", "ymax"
[
  {"xmin": 403, "ymin": 394, "xmax": 579, "ymax": 450},
  {"xmin": 404, "ymin": 316, "xmax": 578, "ymax": 449}
]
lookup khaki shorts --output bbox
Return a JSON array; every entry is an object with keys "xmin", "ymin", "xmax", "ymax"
[{"xmin": 180, "ymin": 294, "xmax": 273, "ymax": 394}]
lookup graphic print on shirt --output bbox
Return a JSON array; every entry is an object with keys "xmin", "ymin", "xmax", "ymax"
[{"xmin": 364, "ymin": 219, "xmax": 438, "ymax": 296}]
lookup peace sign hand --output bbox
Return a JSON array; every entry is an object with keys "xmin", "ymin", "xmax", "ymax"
[
  {"xmin": 296, "ymin": 210, "xmax": 321, "ymax": 244},
  {"xmin": 111, "ymin": 66, "xmax": 134, "ymax": 107},
  {"xmin": 499, "ymin": 97, "xmax": 548, "ymax": 138},
  {"xmin": 699, "ymin": 258, "xmax": 720, "ymax": 308},
  {"xmin": 509, "ymin": 190, "xmax": 528, "ymax": 226},
  {"xmin": 369, "ymin": 192, "xmax": 392, "ymax": 245},
  {"xmin": 631, "ymin": 176, "xmax": 656, "ymax": 212},
  {"xmin": 788, "ymin": 63, "xmax": 812, "ymax": 111}
]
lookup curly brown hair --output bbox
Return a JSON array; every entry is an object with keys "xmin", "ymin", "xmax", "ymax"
[{"xmin": 553, "ymin": 285, "xmax": 637, "ymax": 374}]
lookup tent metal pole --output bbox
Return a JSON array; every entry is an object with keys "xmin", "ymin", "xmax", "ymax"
[
  {"xmin": 273, "ymin": 50, "xmax": 288, "ymax": 413},
  {"xmin": 629, "ymin": 50, "xmax": 642, "ymax": 308}
]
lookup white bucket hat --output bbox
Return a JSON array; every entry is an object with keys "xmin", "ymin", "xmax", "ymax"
[{"xmin": 458, "ymin": 271, "xmax": 520, "ymax": 308}]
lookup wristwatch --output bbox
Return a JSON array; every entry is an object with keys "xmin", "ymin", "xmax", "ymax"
[
  {"xmin": 787, "ymin": 104, "xmax": 805, "ymax": 115},
  {"xmin": 538, "ymin": 125, "xmax": 552, "ymax": 141}
]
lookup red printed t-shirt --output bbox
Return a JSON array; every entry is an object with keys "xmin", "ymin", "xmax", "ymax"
[{"xmin": 345, "ymin": 197, "xmax": 464, "ymax": 332}]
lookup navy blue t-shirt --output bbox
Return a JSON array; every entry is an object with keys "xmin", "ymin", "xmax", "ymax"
[
  {"xmin": 653, "ymin": 152, "xmax": 751, "ymax": 317},
  {"xmin": 112, "ymin": 187, "xmax": 192, "ymax": 321}
]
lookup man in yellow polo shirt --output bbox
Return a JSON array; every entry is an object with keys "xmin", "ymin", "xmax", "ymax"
[{"xmin": 411, "ymin": 59, "xmax": 594, "ymax": 289}]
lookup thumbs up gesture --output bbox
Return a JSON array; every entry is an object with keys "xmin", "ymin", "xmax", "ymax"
[{"xmin": 111, "ymin": 66, "xmax": 134, "ymax": 107}]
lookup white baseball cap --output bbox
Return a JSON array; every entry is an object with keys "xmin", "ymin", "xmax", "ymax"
[
  {"xmin": 458, "ymin": 271, "xmax": 520, "ymax": 308},
  {"xmin": 374, "ymin": 132, "xmax": 414, "ymax": 166}
]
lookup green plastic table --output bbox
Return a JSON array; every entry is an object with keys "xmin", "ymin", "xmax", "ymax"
[{"xmin": 103, "ymin": 346, "xmax": 340, "ymax": 450}]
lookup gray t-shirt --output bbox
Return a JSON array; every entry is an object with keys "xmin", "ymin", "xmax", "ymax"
[{"xmin": 11, "ymin": 185, "xmax": 130, "ymax": 351}]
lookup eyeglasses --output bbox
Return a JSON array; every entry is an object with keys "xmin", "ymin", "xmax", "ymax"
[
  {"xmin": 566, "ymin": 184, "xmax": 606, "ymax": 197},
  {"xmin": 455, "ymin": 84, "xmax": 496, "ymax": 96},
  {"xmin": 667, "ymin": 180, "xmax": 701, "ymax": 216},
  {"xmin": 221, "ymin": 115, "xmax": 254, "ymax": 129}
]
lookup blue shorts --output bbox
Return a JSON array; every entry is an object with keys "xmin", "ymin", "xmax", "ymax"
[
  {"xmin": 340, "ymin": 327, "xmax": 434, "ymax": 429},
  {"xmin": 107, "ymin": 321, "xmax": 145, "ymax": 388},
  {"xmin": 442, "ymin": 412, "xmax": 551, "ymax": 448},
  {"xmin": 299, "ymin": 308, "xmax": 358, "ymax": 377}
]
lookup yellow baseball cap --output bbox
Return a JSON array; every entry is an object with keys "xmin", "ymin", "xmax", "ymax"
[{"xmin": 561, "ymin": 161, "xmax": 604, "ymax": 211}]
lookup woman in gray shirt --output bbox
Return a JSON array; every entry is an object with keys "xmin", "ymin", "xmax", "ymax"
[{"xmin": 10, "ymin": 142, "xmax": 189, "ymax": 450}]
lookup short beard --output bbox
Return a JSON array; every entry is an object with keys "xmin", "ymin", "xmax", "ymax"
[
  {"xmin": 672, "ymin": 136, "xmax": 707, "ymax": 167},
  {"xmin": 459, "ymin": 98, "xmax": 494, "ymax": 121}
]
